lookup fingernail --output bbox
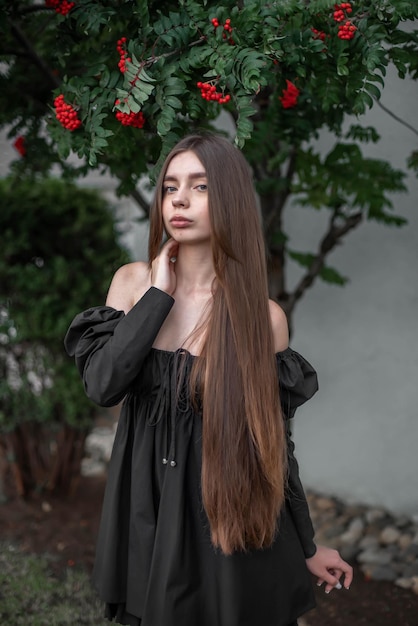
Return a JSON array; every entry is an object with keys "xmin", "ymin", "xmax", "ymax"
[
  {"xmin": 335, "ymin": 583, "xmax": 342, "ymax": 590},
  {"xmin": 345, "ymin": 586, "xmax": 350, "ymax": 590},
  {"xmin": 325, "ymin": 589, "xmax": 331, "ymax": 594},
  {"xmin": 317, "ymin": 582, "xmax": 323, "ymax": 587}
]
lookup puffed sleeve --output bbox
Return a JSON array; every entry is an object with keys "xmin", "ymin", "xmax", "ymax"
[
  {"xmin": 276, "ymin": 347, "xmax": 318, "ymax": 420},
  {"xmin": 64, "ymin": 287, "xmax": 174, "ymax": 407},
  {"xmin": 276, "ymin": 348, "xmax": 318, "ymax": 558}
]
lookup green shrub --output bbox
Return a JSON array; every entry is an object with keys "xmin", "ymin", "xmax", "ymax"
[{"xmin": 0, "ymin": 177, "xmax": 131, "ymax": 496}]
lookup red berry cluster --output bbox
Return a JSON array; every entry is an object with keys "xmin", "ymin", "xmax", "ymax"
[
  {"xmin": 333, "ymin": 2, "xmax": 352, "ymax": 22},
  {"xmin": 338, "ymin": 20, "xmax": 357, "ymax": 40},
  {"xmin": 13, "ymin": 136, "xmax": 26, "ymax": 157},
  {"xmin": 197, "ymin": 82, "xmax": 231, "ymax": 104},
  {"xmin": 211, "ymin": 17, "xmax": 232, "ymax": 31},
  {"xmin": 114, "ymin": 100, "xmax": 146, "ymax": 128},
  {"xmin": 279, "ymin": 80, "xmax": 300, "ymax": 109},
  {"xmin": 45, "ymin": 0, "xmax": 75, "ymax": 15},
  {"xmin": 211, "ymin": 17, "xmax": 234, "ymax": 44},
  {"xmin": 332, "ymin": 3, "xmax": 357, "ymax": 41},
  {"xmin": 311, "ymin": 28, "xmax": 327, "ymax": 42},
  {"xmin": 117, "ymin": 37, "xmax": 131, "ymax": 73},
  {"xmin": 54, "ymin": 94, "xmax": 82, "ymax": 131}
]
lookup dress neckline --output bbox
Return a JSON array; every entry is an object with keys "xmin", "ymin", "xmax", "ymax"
[
  {"xmin": 151, "ymin": 346, "xmax": 293, "ymax": 359},
  {"xmin": 151, "ymin": 347, "xmax": 199, "ymax": 358}
]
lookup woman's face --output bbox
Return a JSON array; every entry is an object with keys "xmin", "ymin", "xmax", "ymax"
[{"xmin": 162, "ymin": 150, "xmax": 211, "ymax": 245}]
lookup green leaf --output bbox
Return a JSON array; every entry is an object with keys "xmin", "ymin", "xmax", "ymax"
[
  {"xmin": 288, "ymin": 250, "xmax": 348, "ymax": 286},
  {"xmin": 287, "ymin": 250, "xmax": 315, "ymax": 269},
  {"xmin": 165, "ymin": 96, "xmax": 183, "ymax": 110},
  {"xmin": 319, "ymin": 266, "xmax": 348, "ymax": 286},
  {"xmin": 364, "ymin": 82, "xmax": 381, "ymax": 100},
  {"xmin": 337, "ymin": 54, "xmax": 349, "ymax": 77},
  {"xmin": 345, "ymin": 125, "xmax": 380, "ymax": 143}
]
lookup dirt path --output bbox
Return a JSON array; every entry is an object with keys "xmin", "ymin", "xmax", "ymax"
[{"xmin": 1, "ymin": 475, "xmax": 417, "ymax": 625}]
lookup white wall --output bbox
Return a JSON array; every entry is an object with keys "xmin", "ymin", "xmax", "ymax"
[{"xmin": 287, "ymin": 62, "xmax": 418, "ymax": 515}]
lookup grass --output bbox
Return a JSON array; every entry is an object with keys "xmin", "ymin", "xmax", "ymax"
[{"xmin": 0, "ymin": 542, "xmax": 108, "ymax": 625}]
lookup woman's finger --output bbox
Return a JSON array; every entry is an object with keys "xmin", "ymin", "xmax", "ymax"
[{"xmin": 341, "ymin": 564, "xmax": 354, "ymax": 590}]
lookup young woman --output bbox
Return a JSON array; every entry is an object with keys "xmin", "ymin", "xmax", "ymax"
[{"xmin": 65, "ymin": 133, "xmax": 353, "ymax": 626}]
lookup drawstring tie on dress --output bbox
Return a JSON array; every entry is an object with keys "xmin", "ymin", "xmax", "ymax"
[
  {"xmin": 162, "ymin": 353, "xmax": 179, "ymax": 467},
  {"xmin": 163, "ymin": 349, "xmax": 189, "ymax": 468},
  {"xmin": 146, "ymin": 349, "xmax": 191, "ymax": 469}
]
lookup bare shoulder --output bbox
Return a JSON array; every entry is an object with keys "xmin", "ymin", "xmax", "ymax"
[
  {"xmin": 106, "ymin": 261, "xmax": 151, "ymax": 314},
  {"xmin": 268, "ymin": 299, "xmax": 289, "ymax": 353}
]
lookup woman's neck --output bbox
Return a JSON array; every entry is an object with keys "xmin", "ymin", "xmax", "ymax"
[{"xmin": 174, "ymin": 243, "xmax": 215, "ymax": 294}]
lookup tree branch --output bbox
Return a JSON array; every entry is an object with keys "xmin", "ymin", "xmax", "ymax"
[
  {"xmin": 0, "ymin": 49, "xmax": 32, "ymax": 58},
  {"xmin": 19, "ymin": 5, "xmax": 54, "ymax": 15},
  {"xmin": 8, "ymin": 18, "xmax": 60, "ymax": 90},
  {"xmin": 374, "ymin": 97, "xmax": 418, "ymax": 137},
  {"xmin": 129, "ymin": 187, "xmax": 151, "ymax": 218},
  {"xmin": 286, "ymin": 210, "xmax": 363, "ymax": 314},
  {"xmin": 264, "ymin": 146, "xmax": 298, "ymax": 232},
  {"xmin": 256, "ymin": 146, "xmax": 299, "ymax": 302}
]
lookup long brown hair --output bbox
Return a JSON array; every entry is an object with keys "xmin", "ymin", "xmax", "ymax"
[{"xmin": 149, "ymin": 134, "xmax": 287, "ymax": 555}]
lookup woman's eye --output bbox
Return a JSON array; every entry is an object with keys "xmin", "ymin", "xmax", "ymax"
[
  {"xmin": 196, "ymin": 184, "xmax": 208, "ymax": 191},
  {"xmin": 164, "ymin": 186, "xmax": 176, "ymax": 194}
]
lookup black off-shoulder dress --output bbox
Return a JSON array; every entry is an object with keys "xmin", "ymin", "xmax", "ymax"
[{"xmin": 64, "ymin": 287, "xmax": 319, "ymax": 626}]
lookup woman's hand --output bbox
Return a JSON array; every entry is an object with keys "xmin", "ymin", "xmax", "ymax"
[
  {"xmin": 306, "ymin": 544, "xmax": 353, "ymax": 593},
  {"xmin": 151, "ymin": 238, "xmax": 179, "ymax": 296}
]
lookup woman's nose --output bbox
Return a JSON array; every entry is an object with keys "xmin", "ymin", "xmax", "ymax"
[{"xmin": 171, "ymin": 190, "xmax": 190, "ymax": 208}]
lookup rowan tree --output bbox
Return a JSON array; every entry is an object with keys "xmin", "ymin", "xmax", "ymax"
[
  {"xmin": 2, "ymin": 0, "xmax": 417, "ymax": 317},
  {"xmin": 1, "ymin": 1, "xmax": 417, "ymax": 496}
]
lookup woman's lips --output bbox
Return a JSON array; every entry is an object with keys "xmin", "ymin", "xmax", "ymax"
[{"xmin": 170, "ymin": 216, "xmax": 192, "ymax": 227}]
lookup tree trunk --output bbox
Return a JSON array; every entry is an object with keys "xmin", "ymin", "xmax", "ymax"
[{"xmin": 0, "ymin": 422, "xmax": 87, "ymax": 500}]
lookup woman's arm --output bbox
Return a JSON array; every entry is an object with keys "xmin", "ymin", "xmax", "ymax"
[
  {"xmin": 286, "ymin": 414, "xmax": 353, "ymax": 592},
  {"xmin": 270, "ymin": 302, "xmax": 353, "ymax": 592},
  {"xmin": 286, "ymin": 430, "xmax": 317, "ymax": 558},
  {"xmin": 269, "ymin": 299, "xmax": 289, "ymax": 352},
  {"xmin": 269, "ymin": 302, "xmax": 316, "ymax": 552},
  {"xmin": 65, "ymin": 239, "xmax": 180, "ymax": 407},
  {"xmin": 65, "ymin": 286, "xmax": 174, "ymax": 407}
]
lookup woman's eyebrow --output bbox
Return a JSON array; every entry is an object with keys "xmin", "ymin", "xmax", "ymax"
[{"xmin": 163, "ymin": 171, "xmax": 207, "ymax": 182}]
